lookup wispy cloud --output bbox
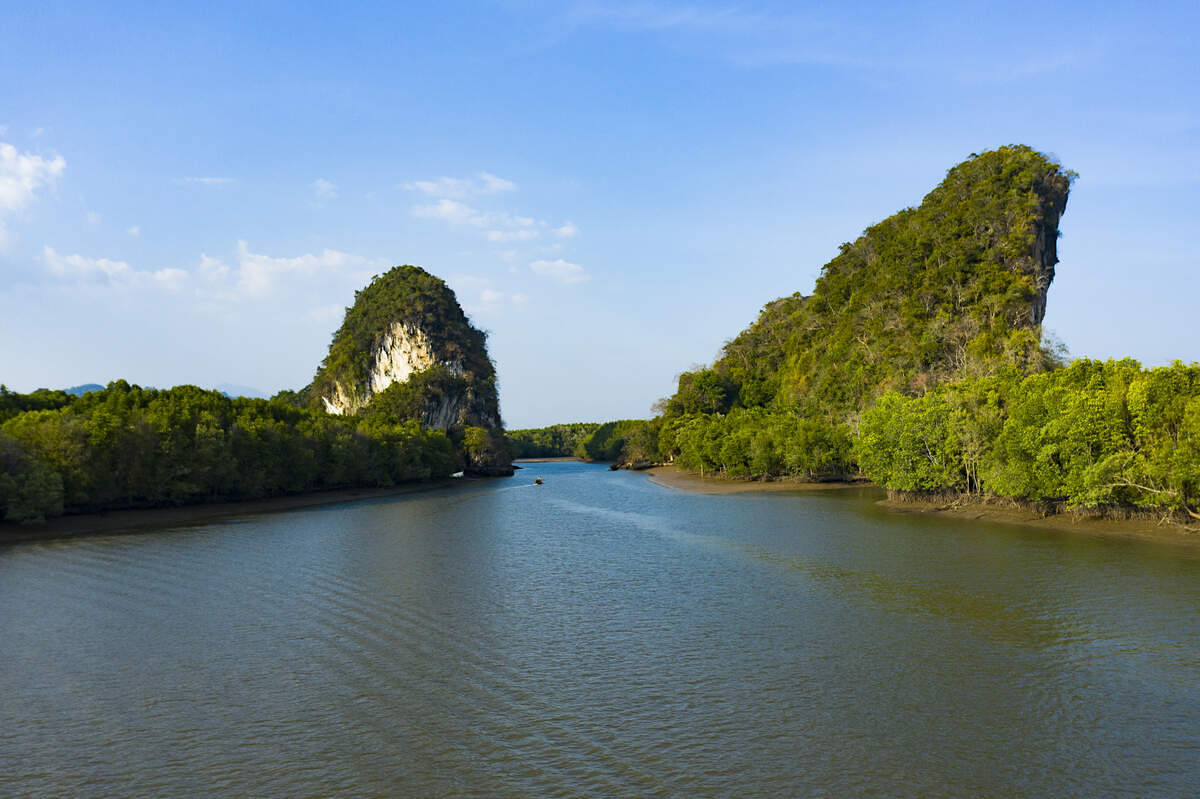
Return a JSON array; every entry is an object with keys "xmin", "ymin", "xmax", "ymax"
[
  {"xmin": 177, "ymin": 176, "xmax": 234, "ymax": 186},
  {"xmin": 485, "ymin": 229, "xmax": 540, "ymax": 243},
  {"xmin": 43, "ymin": 246, "xmax": 187, "ymax": 290},
  {"xmin": 312, "ymin": 178, "xmax": 338, "ymax": 200},
  {"xmin": 448, "ymin": 274, "xmax": 530, "ymax": 315},
  {"xmin": 40, "ymin": 239, "xmax": 384, "ymax": 306},
  {"xmin": 0, "ymin": 141, "xmax": 66, "ymax": 248},
  {"xmin": 413, "ymin": 198, "xmax": 547, "ymax": 242},
  {"xmin": 530, "ymin": 258, "xmax": 589, "ymax": 284},
  {"xmin": 232, "ymin": 240, "xmax": 375, "ymax": 297},
  {"xmin": 405, "ymin": 171, "xmax": 517, "ymax": 199},
  {"xmin": 127, "ymin": 225, "xmax": 141, "ymax": 237}
]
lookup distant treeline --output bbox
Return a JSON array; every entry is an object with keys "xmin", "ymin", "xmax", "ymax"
[
  {"xmin": 507, "ymin": 423, "xmax": 600, "ymax": 459},
  {"xmin": 0, "ymin": 381, "xmax": 477, "ymax": 523},
  {"xmin": 506, "ymin": 420, "xmax": 659, "ymax": 463}
]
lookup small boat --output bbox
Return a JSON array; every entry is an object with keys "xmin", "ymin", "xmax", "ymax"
[
  {"xmin": 451, "ymin": 471, "xmax": 464, "ymax": 478},
  {"xmin": 534, "ymin": 477, "xmax": 543, "ymax": 486}
]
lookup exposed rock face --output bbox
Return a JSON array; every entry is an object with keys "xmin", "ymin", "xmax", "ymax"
[
  {"xmin": 319, "ymin": 322, "xmax": 462, "ymax": 415},
  {"xmin": 1029, "ymin": 185, "xmax": 1069, "ymax": 325}
]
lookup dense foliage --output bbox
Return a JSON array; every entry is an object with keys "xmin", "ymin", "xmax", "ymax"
[
  {"xmin": 660, "ymin": 411, "xmax": 851, "ymax": 479},
  {"xmin": 0, "ymin": 385, "xmax": 76, "ymax": 424},
  {"xmin": 857, "ymin": 360, "xmax": 1200, "ymax": 518},
  {"xmin": 0, "ymin": 382, "xmax": 458, "ymax": 523},
  {"xmin": 575, "ymin": 419, "xmax": 661, "ymax": 464}
]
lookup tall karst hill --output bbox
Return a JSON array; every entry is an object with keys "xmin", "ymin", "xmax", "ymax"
[
  {"xmin": 668, "ymin": 145, "xmax": 1073, "ymax": 420},
  {"xmin": 310, "ymin": 266, "xmax": 505, "ymax": 455}
]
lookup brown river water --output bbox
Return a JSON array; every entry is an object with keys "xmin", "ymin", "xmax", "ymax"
[{"xmin": 2, "ymin": 460, "xmax": 1198, "ymax": 797}]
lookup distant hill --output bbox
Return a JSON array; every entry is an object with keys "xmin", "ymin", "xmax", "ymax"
[
  {"xmin": 213, "ymin": 383, "xmax": 267, "ymax": 399},
  {"xmin": 64, "ymin": 384, "xmax": 104, "ymax": 396}
]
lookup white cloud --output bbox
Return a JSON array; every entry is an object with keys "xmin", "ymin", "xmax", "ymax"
[
  {"xmin": 530, "ymin": 258, "xmax": 589, "ymax": 284},
  {"xmin": 44, "ymin": 246, "xmax": 133, "ymax": 280},
  {"xmin": 197, "ymin": 253, "xmax": 230, "ymax": 282},
  {"xmin": 448, "ymin": 275, "xmax": 529, "ymax": 314},
  {"xmin": 313, "ymin": 178, "xmax": 338, "ymax": 200},
  {"xmin": 86, "ymin": 210, "xmax": 101, "ymax": 225},
  {"xmin": 485, "ymin": 228, "xmax": 540, "ymax": 243},
  {"xmin": 413, "ymin": 198, "xmax": 561, "ymax": 248},
  {"xmin": 42, "ymin": 246, "xmax": 187, "ymax": 290},
  {"xmin": 234, "ymin": 240, "xmax": 370, "ymax": 297},
  {"xmin": 478, "ymin": 172, "xmax": 517, "ymax": 194},
  {"xmin": 415, "ymin": 199, "xmax": 538, "ymax": 232},
  {"xmin": 41, "ymin": 240, "xmax": 377, "ymax": 301},
  {"xmin": 554, "ymin": 221, "xmax": 579, "ymax": 238},
  {"xmin": 405, "ymin": 171, "xmax": 517, "ymax": 199},
  {"xmin": 413, "ymin": 198, "xmax": 478, "ymax": 225},
  {"xmin": 178, "ymin": 176, "xmax": 234, "ymax": 186},
  {"xmin": 127, "ymin": 225, "xmax": 140, "ymax": 237},
  {"xmin": 0, "ymin": 141, "xmax": 66, "ymax": 247}
]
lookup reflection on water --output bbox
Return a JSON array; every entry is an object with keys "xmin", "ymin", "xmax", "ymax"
[{"xmin": 1, "ymin": 462, "xmax": 1198, "ymax": 797}]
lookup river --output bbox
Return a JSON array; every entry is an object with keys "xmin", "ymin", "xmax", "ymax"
[{"xmin": 2, "ymin": 460, "xmax": 1197, "ymax": 797}]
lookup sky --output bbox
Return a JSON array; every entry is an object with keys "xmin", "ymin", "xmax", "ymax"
[{"xmin": 1, "ymin": 1, "xmax": 1197, "ymax": 428}]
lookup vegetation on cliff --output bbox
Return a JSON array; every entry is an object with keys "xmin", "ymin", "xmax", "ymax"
[{"xmin": 699, "ymin": 145, "xmax": 1072, "ymax": 420}]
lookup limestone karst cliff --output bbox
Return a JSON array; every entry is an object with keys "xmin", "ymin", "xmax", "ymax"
[
  {"xmin": 309, "ymin": 265, "xmax": 508, "ymax": 472},
  {"xmin": 665, "ymin": 145, "xmax": 1074, "ymax": 421}
]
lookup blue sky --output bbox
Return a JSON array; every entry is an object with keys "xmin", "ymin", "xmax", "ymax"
[{"xmin": 2, "ymin": 1, "xmax": 1197, "ymax": 427}]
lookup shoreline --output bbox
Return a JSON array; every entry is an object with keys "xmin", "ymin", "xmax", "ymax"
[
  {"xmin": 0, "ymin": 479, "xmax": 472, "ymax": 546},
  {"xmin": 645, "ymin": 465, "xmax": 1200, "ymax": 547},
  {"xmin": 512, "ymin": 456, "xmax": 584, "ymax": 463},
  {"xmin": 878, "ymin": 496, "xmax": 1200, "ymax": 548},
  {"xmin": 645, "ymin": 464, "xmax": 867, "ymax": 495}
]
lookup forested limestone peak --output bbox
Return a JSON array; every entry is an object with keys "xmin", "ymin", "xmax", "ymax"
[
  {"xmin": 667, "ymin": 145, "xmax": 1074, "ymax": 420},
  {"xmin": 310, "ymin": 265, "xmax": 502, "ymax": 432}
]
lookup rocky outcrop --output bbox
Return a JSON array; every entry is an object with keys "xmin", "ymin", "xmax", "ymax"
[
  {"xmin": 310, "ymin": 265, "xmax": 505, "ymax": 440},
  {"xmin": 319, "ymin": 322, "xmax": 463, "ymax": 416}
]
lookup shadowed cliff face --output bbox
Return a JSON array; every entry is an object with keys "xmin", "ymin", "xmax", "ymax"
[
  {"xmin": 310, "ymin": 266, "xmax": 502, "ymax": 432},
  {"xmin": 1029, "ymin": 179, "xmax": 1070, "ymax": 325}
]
